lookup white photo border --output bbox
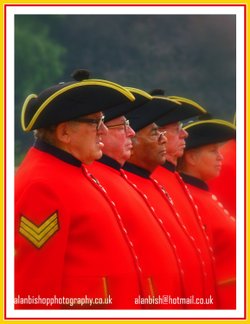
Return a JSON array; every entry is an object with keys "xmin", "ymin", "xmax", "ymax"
[{"xmin": 5, "ymin": 4, "xmax": 246, "ymax": 320}]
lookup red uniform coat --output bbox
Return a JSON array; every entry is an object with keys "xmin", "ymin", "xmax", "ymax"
[
  {"xmin": 208, "ymin": 139, "xmax": 236, "ymax": 217},
  {"xmin": 153, "ymin": 163, "xmax": 215, "ymax": 251},
  {"xmin": 88, "ymin": 156, "xmax": 185, "ymax": 309},
  {"xmin": 15, "ymin": 141, "xmax": 142, "ymax": 309},
  {"xmin": 123, "ymin": 163, "xmax": 218, "ymax": 309},
  {"xmin": 180, "ymin": 173, "xmax": 236, "ymax": 309}
]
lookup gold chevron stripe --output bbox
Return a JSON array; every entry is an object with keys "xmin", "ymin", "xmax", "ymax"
[
  {"xmin": 20, "ymin": 217, "xmax": 58, "ymax": 239},
  {"xmin": 19, "ymin": 212, "xmax": 59, "ymax": 248},
  {"xmin": 20, "ymin": 213, "xmax": 58, "ymax": 234}
]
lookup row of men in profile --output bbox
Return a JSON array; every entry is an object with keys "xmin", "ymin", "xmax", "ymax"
[{"xmin": 15, "ymin": 69, "xmax": 236, "ymax": 309}]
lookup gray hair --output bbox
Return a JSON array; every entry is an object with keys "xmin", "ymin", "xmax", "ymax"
[{"xmin": 33, "ymin": 125, "xmax": 57, "ymax": 145}]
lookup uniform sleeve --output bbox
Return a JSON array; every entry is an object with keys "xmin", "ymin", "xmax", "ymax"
[{"xmin": 15, "ymin": 180, "xmax": 70, "ymax": 309}]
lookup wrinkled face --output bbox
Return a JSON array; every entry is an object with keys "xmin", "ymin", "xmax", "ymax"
[
  {"xmin": 103, "ymin": 116, "xmax": 135, "ymax": 165},
  {"xmin": 159, "ymin": 122, "xmax": 188, "ymax": 161},
  {"xmin": 130, "ymin": 123, "xmax": 167, "ymax": 172},
  {"xmin": 66, "ymin": 112, "xmax": 108, "ymax": 164},
  {"xmin": 185, "ymin": 143, "xmax": 224, "ymax": 181}
]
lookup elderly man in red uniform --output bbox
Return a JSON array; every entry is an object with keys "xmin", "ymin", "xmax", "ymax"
[
  {"xmin": 151, "ymin": 92, "xmax": 212, "ymax": 248},
  {"xmin": 15, "ymin": 70, "xmax": 146, "ymax": 309},
  {"xmin": 121, "ymin": 99, "xmax": 219, "ymax": 309},
  {"xmin": 178, "ymin": 119, "xmax": 236, "ymax": 309},
  {"xmin": 150, "ymin": 92, "xmax": 222, "ymax": 306},
  {"xmin": 88, "ymin": 89, "xmax": 188, "ymax": 309}
]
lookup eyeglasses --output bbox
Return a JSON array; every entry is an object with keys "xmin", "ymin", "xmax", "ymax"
[
  {"xmin": 137, "ymin": 130, "xmax": 167, "ymax": 143},
  {"xmin": 158, "ymin": 131, "xmax": 167, "ymax": 142},
  {"xmin": 74, "ymin": 115, "xmax": 105, "ymax": 131},
  {"xmin": 149, "ymin": 127, "xmax": 167, "ymax": 141},
  {"xmin": 106, "ymin": 119, "xmax": 130, "ymax": 134},
  {"xmin": 160, "ymin": 122, "xmax": 183, "ymax": 134},
  {"xmin": 152, "ymin": 130, "xmax": 166, "ymax": 142}
]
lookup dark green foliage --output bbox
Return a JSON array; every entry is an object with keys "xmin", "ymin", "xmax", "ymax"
[{"xmin": 14, "ymin": 14, "xmax": 236, "ymax": 165}]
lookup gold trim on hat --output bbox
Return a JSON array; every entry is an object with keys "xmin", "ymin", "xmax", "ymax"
[
  {"xmin": 21, "ymin": 94, "xmax": 38, "ymax": 131},
  {"xmin": 152, "ymin": 95, "xmax": 182, "ymax": 105},
  {"xmin": 167, "ymin": 96, "xmax": 207, "ymax": 113},
  {"xmin": 233, "ymin": 113, "xmax": 236, "ymax": 126},
  {"xmin": 183, "ymin": 119, "xmax": 236, "ymax": 131},
  {"xmin": 125, "ymin": 87, "xmax": 152, "ymax": 100},
  {"xmin": 21, "ymin": 80, "xmax": 135, "ymax": 132}
]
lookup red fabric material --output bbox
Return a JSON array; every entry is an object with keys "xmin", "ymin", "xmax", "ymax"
[
  {"xmin": 123, "ymin": 168, "xmax": 219, "ymax": 309},
  {"xmin": 183, "ymin": 182, "xmax": 236, "ymax": 309},
  {"xmin": 88, "ymin": 161, "xmax": 185, "ymax": 309},
  {"xmin": 15, "ymin": 148, "xmax": 142, "ymax": 309},
  {"xmin": 208, "ymin": 140, "xmax": 236, "ymax": 217}
]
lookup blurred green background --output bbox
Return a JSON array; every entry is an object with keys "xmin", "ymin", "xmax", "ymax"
[{"xmin": 15, "ymin": 14, "xmax": 236, "ymax": 166}]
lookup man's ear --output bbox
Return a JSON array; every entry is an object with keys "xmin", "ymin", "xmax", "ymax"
[{"xmin": 55, "ymin": 122, "xmax": 71, "ymax": 144}]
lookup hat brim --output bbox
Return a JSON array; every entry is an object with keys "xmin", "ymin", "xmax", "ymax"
[
  {"xmin": 155, "ymin": 96, "xmax": 207, "ymax": 126},
  {"xmin": 104, "ymin": 87, "xmax": 152, "ymax": 122},
  {"xmin": 22, "ymin": 80, "xmax": 135, "ymax": 131},
  {"xmin": 184, "ymin": 119, "xmax": 236, "ymax": 150},
  {"xmin": 126, "ymin": 97, "xmax": 179, "ymax": 132}
]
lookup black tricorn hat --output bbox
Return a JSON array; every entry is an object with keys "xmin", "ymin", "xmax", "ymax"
[
  {"xmin": 155, "ymin": 95, "xmax": 207, "ymax": 126},
  {"xmin": 183, "ymin": 119, "xmax": 236, "ymax": 150},
  {"xmin": 125, "ymin": 96, "xmax": 181, "ymax": 132},
  {"xmin": 149, "ymin": 89, "xmax": 207, "ymax": 126},
  {"xmin": 21, "ymin": 69, "xmax": 135, "ymax": 131},
  {"xmin": 104, "ymin": 87, "xmax": 153, "ymax": 122}
]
